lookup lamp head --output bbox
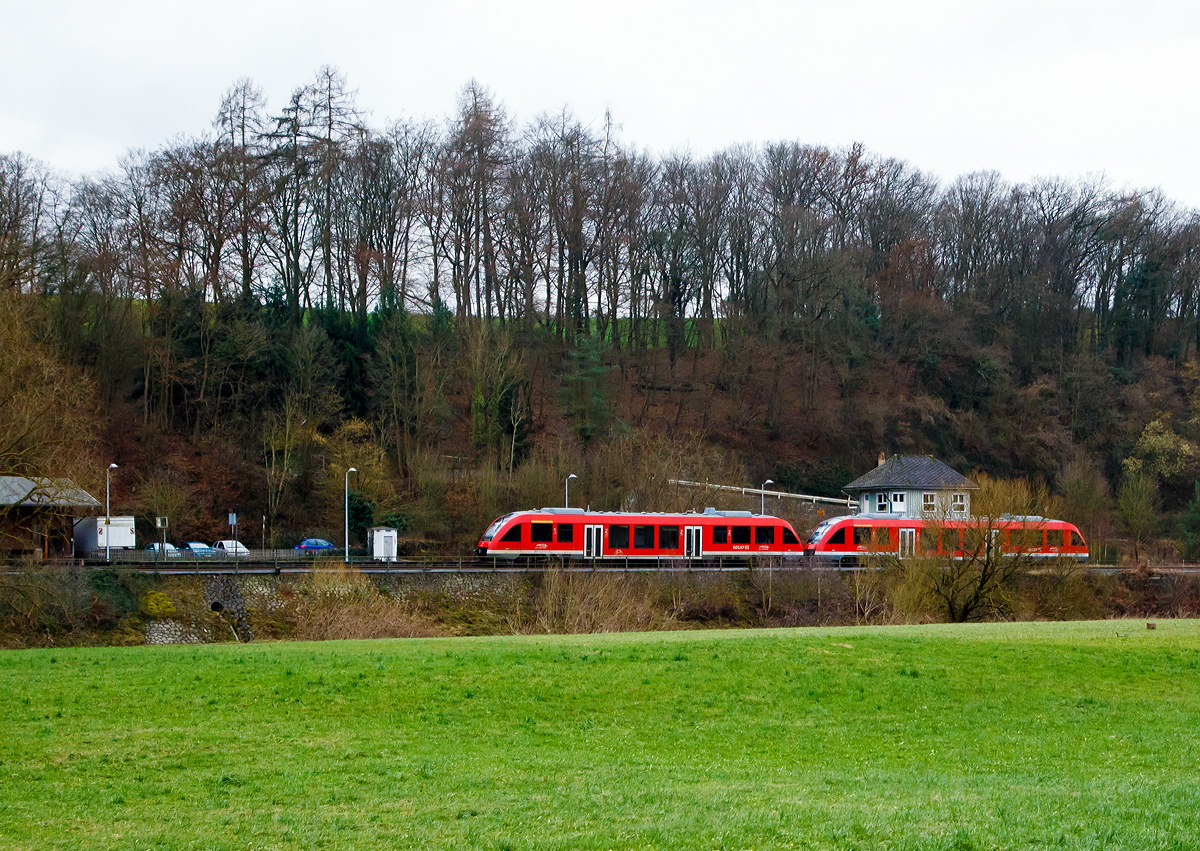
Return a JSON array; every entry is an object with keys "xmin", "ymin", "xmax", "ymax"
[
  {"xmin": 109, "ymin": 463, "xmax": 118, "ymax": 470},
  {"xmin": 567, "ymin": 473, "xmax": 577, "ymax": 481}
]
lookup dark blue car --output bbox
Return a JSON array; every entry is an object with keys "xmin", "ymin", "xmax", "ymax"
[{"xmin": 294, "ymin": 538, "xmax": 335, "ymax": 552}]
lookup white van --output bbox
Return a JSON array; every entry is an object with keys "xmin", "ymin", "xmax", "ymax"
[{"xmin": 212, "ymin": 539, "xmax": 250, "ymax": 556}]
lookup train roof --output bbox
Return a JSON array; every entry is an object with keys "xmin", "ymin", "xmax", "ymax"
[{"xmin": 511, "ymin": 507, "xmax": 773, "ymax": 519}]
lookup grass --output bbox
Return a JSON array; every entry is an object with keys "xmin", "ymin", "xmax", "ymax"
[{"xmin": 1, "ymin": 621, "xmax": 1199, "ymax": 850}]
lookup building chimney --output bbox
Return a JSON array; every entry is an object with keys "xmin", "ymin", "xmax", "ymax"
[{"xmin": 877, "ymin": 452, "xmax": 886, "ymax": 467}]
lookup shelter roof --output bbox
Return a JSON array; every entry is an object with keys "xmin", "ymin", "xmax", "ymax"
[
  {"xmin": 843, "ymin": 456, "xmax": 976, "ymax": 493},
  {"xmin": 0, "ymin": 477, "xmax": 102, "ymax": 509}
]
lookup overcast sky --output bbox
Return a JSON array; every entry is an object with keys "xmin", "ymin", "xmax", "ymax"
[{"xmin": 6, "ymin": 0, "xmax": 1199, "ymax": 207}]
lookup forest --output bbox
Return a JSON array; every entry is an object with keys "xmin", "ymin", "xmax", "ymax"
[{"xmin": 4, "ymin": 66, "xmax": 1200, "ymax": 561}]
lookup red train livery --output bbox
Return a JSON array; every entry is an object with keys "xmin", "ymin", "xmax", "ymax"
[
  {"xmin": 477, "ymin": 508, "xmax": 804, "ymax": 559},
  {"xmin": 804, "ymin": 514, "xmax": 1089, "ymax": 564}
]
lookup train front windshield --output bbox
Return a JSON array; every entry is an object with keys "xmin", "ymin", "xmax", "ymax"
[
  {"xmin": 806, "ymin": 519, "xmax": 838, "ymax": 545},
  {"xmin": 480, "ymin": 514, "xmax": 513, "ymax": 542}
]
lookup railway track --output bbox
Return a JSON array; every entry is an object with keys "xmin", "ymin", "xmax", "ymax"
[{"xmin": 21, "ymin": 553, "xmax": 1200, "ymax": 576}]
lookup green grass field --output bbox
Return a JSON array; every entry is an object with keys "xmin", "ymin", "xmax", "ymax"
[{"xmin": 2, "ymin": 621, "xmax": 1199, "ymax": 850}]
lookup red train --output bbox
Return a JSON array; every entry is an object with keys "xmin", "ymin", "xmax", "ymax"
[
  {"xmin": 477, "ymin": 508, "xmax": 804, "ymax": 560},
  {"xmin": 804, "ymin": 514, "xmax": 1089, "ymax": 564}
]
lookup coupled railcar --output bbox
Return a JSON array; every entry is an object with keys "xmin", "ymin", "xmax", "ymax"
[
  {"xmin": 477, "ymin": 507, "xmax": 804, "ymax": 560},
  {"xmin": 804, "ymin": 513, "xmax": 1088, "ymax": 564}
]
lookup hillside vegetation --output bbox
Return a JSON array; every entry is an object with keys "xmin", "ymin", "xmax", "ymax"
[{"xmin": 6, "ymin": 69, "xmax": 1200, "ymax": 560}]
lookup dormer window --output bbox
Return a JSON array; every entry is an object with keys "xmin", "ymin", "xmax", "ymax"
[{"xmin": 876, "ymin": 493, "xmax": 888, "ymax": 512}]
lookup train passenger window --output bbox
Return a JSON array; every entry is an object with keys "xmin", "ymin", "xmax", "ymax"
[
  {"xmin": 853, "ymin": 526, "xmax": 872, "ymax": 546},
  {"xmin": 878, "ymin": 528, "xmax": 896, "ymax": 551},
  {"xmin": 920, "ymin": 528, "xmax": 939, "ymax": 552},
  {"xmin": 1013, "ymin": 529, "xmax": 1043, "ymax": 549},
  {"xmin": 1071, "ymin": 531, "xmax": 1085, "ymax": 547},
  {"xmin": 732, "ymin": 526, "xmax": 751, "ymax": 544},
  {"xmin": 755, "ymin": 526, "xmax": 775, "ymax": 545},
  {"xmin": 712, "ymin": 526, "xmax": 728, "ymax": 544},
  {"xmin": 531, "ymin": 522, "xmax": 553, "ymax": 543},
  {"xmin": 557, "ymin": 523, "xmax": 574, "ymax": 543},
  {"xmin": 633, "ymin": 525, "xmax": 655, "ymax": 549},
  {"xmin": 659, "ymin": 525, "xmax": 680, "ymax": 549},
  {"xmin": 501, "ymin": 524, "xmax": 522, "ymax": 543},
  {"xmin": 827, "ymin": 527, "xmax": 845, "ymax": 545},
  {"xmin": 610, "ymin": 525, "xmax": 630, "ymax": 549},
  {"xmin": 781, "ymin": 527, "xmax": 799, "ymax": 545},
  {"xmin": 963, "ymin": 528, "xmax": 984, "ymax": 554}
]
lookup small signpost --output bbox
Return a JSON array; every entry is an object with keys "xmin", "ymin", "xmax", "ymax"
[{"xmin": 156, "ymin": 516, "xmax": 168, "ymax": 560}]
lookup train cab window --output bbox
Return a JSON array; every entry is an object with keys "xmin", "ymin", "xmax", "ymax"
[
  {"xmin": 827, "ymin": 527, "xmax": 846, "ymax": 545},
  {"xmin": 610, "ymin": 525, "xmax": 630, "ymax": 549},
  {"xmin": 712, "ymin": 526, "xmax": 728, "ymax": 545},
  {"xmin": 531, "ymin": 522, "xmax": 553, "ymax": 543},
  {"xmin": 732, "ymin": 526, "xmax": 751, "ymax": 545},
  {"xmin": 557, "ymin": 523, "xmax": 574, "ymax": 543},
  {"xmin": 755, "ymin": 526, "xmax": 775, "ymax": 545},
  {"xmin": 781, "ymin": 527, "xmax": 799, "ymax": 545},
  {"xmin": 920, "ymin": 528, "xmax": 939, "ymax": 552},
  {"xmin": 500, "ymin": 524, "xmax": 522, "ymax": 543},
  {"xmin": 1070, "ymin": 530, "xmax": 1085, "ymax": 548},
  {"xmin": 853, "ymin": 526, "xmax": 872, "ymax": 546},
  {"xmin": 659, "ymin": 525, "xmax": 680, "ymax": 549}
]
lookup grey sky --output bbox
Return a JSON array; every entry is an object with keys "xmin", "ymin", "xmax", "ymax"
[{"xmin": 6, "ymin": 0, "xmax": 1199, "ymax": 206}]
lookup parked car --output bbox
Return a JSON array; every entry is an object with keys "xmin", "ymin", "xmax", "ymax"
[
  {"xmin": 212, "ymin": 540, "xmax": 250, "ymax": 556},
  {"xmin": 145, "ymin": 542, "xmax": 180, "ymax": 557},
  {"xmin": 294, "ymin": 538, "xmax": 335, "ymax": 552},
  {"xmin": 183, "ymin": 542, "xmax": 215, "ymax": 558}
]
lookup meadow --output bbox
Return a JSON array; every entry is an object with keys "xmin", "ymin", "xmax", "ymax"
[{"xmin": 1, "ymin": 621, "xmax": 1198, "ymax": 850}]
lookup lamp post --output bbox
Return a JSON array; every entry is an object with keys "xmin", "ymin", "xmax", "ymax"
[
  {"xmin": 345, "ymin": 467, "xmax": 357, "ymax": 564},
  {"xmin": 565, "ymin": 473, "xmax": 577, "ymax": 508},
  {"xmin": 761, "ymin": 479, "xmax": 774, "ymax": 515},
  {"xmin": 105, "ymin": 463, "xmax": 117, "ymax": 562}
]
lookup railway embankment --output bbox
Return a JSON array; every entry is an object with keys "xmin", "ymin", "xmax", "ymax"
[{"xmin": 2, "ymin": 562, "xmax": 1199, "ymax": 647}]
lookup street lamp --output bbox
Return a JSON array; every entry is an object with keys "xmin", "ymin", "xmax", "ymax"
[
  {"xmin": 105, "ymin": 463, "xmax": 118, "ymax": 562},
  {"xmin": 565, "ymin": 473, "xmax": 577, "ymax": 508},
  {"xmin": 345, "ymin": 467, "xmax": 357, "ymax": 564},
  {"xmin": 761, "ymin": 479, "xmax": 774, "ymax": 516}
]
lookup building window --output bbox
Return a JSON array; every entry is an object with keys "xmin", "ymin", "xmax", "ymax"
[
  {"xmin": 891, "ymin": 493, "xmax": 905, "ymax": 513},
  {"xmin": 952, "ymin": 493, "xmax": 966, "ymax": 514},
  {"xmin": 876, "ymin": 493, "xmax": 888, "ymax": 512},
  {"xmin": 923, "ymin": 493, "xmax": 936, "ymax": 512}
]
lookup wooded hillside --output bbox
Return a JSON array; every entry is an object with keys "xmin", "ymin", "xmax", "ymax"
[{"xmin": 4, "ymin": 68, "xmax": 1200, "ymax": 558}]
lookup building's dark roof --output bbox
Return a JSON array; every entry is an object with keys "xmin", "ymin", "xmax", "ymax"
[
  {"xmin": 843, "ymin": 456, "xmax": 976, "ymax": 493},
  {"xmin": 0, "ymin": 477, "xmax": 101, "ymax": 509}
]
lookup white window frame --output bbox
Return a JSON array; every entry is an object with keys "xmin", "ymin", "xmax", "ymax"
[
  {"xmin": 876, "ymin": 492, "xmax": 888, "ymax": 512},
  {"xmin": 891, "ymin": 492, "xmax": 905, "ymax": 514},
  {"xmin": 952, "ymin": 492, "xmax": 966, "ymax": 514},
  {"xmin": 922, "ymin": 492, "xmax": 936, "ymax": 513}
]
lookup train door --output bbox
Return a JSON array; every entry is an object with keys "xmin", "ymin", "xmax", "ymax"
[
  {"xmin": 584, "ymin": 524, "xmax": 604, "ymax": 560},
  {"xmin": 898, "ymin": 527, "xmax": 916, "ymax": 558},
  {"xmin": 684, "ymin": 526, "xmax": 703, "ymax": 559}
]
